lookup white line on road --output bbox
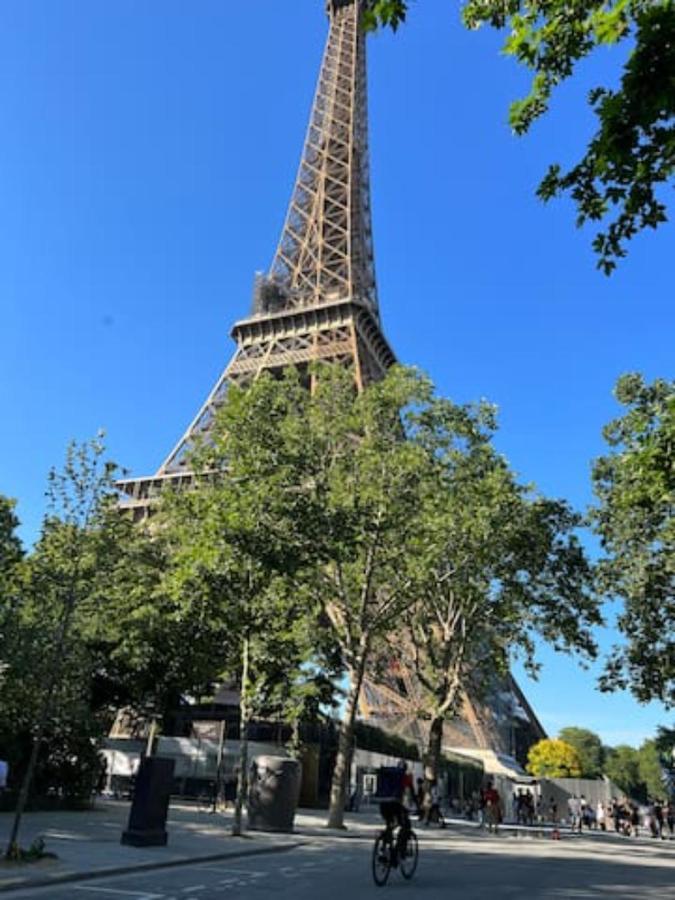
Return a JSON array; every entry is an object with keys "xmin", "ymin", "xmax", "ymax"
[
  {"xmin": 181, "ymin": 887, "xmax": 206, "ymax": 893},
  {"xmin": 73, "ymin": 888, "xmax": 164, "ymax": 900}
]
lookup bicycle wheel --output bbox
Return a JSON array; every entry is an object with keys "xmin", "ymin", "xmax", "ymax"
[
  {"xmin": 372, "ymin": 832, "xmax": 392, "ymax": 886},
  {"xmin": 399, "ymin": 830, "xmax": 419, "ymax": 880}
]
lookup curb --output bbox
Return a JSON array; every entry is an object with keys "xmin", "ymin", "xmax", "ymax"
[{"xmin": 0, "ymin": 840, "xmax": 302, "ymax": 895}]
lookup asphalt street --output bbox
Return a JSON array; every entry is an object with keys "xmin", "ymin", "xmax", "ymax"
[{"xmin": 4, "ymin": 829, "xmax": 675, "ymax": 900}]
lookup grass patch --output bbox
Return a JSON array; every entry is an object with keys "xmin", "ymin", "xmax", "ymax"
[{"xmin": 3, "ymin": 838, "xmax": 58, "ymax": 864}]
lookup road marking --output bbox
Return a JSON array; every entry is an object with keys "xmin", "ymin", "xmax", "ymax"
[
  {"xmin": 182, "ymin": 887, "xmax": 206, "ymax": 893},
  {"xmin": 73, "ymin": 888, "xmax": 164, "ymax": 900},
  {"xmin": 279, "ymin": 866, "xmax": 301, "ymax": 878}
]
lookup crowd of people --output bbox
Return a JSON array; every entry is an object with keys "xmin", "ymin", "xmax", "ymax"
[
  {"xmin": 604, "ymin": 797, "xmax": 675, "ymax": 838},
  {"xmin": 373, "ymin": 762, "xmax": 675, "ymax": 842},
  {"xmin": 458, "ymin": 785, "xmax": 675, "ymax": 839}
]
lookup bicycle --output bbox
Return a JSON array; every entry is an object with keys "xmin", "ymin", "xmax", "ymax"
[{"xmin": 371, "ymin": 821, "xmax": 419, "ymax": 887}]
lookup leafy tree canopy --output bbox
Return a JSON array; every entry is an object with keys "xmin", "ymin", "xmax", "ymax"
[
  {"xmin": 592, "ymin": 374, "xmax": 675, "ymax": 706},
  {"xmin": 392, "ymin": 396, "xmax": 598, "ymax": 781},
  {"xmin": 367, "ymin": 0, "xmax": 675, "ymax": 274},
  {"xmin": 604, "ymin": 739, "xmax": 668, "ymax": 801},
  {"xmin": 558, "ymin": 726, "xmax": 605, "ymax": 778},
  {"xmin": 527, "ymin": 737, "xmax": 583, "ymax": 777},
  {"xmin": 0, "ymin": 497, "xmax": 22, "ymax": 578},
  {"xmin": 604, "ymin": 743, "xmax": 642, "ymax": 796}
]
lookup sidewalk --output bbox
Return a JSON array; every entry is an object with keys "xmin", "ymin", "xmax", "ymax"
[{"xmin": 0, "ymin": 800, "xmax": 380, "ymax": 894}]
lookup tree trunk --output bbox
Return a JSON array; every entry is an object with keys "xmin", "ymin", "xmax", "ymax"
[
  {"xmin": 423, "ymin": 714, "xmax": 444, "ymax": 788},
  {"xmin": 326, "ymin": 653, "xmax": 366, "ymax": 830},
  {"xmin": 287, "ymin": 717, "xmax": 300, "ymax": 760},
  {"xmin": 232, "ymin": 635, "xmax": 251, "ymax": 837}
]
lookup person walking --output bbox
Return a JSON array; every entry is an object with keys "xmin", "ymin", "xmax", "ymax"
[
  {"xmin": 549, "ymin": 799, "xmax": 560, "ymax": 840},
  {"xmin": 424, "ymin": 781, "xmax": 445, "ymax": 828},
  {"xmin": 611, "ymin": 799, "xmax": 621, "ymax": 833},
  {"xmin": 596, "ymin": 801, "xmax": 606, "ymax": 832},
  {"xmin": 665, "ymin": 800, "xmax": 674, "ymax": 838},
  {"xmin": 482, "ymin": 781, "xmax": 501, "ymax": 834},
  {"xmin": 630, "ymin": 803, "xmax": 640, "ymax": 837},
  {"xmin": 568, "ymin": 795, "xmax": 581, "ymax": 833}
]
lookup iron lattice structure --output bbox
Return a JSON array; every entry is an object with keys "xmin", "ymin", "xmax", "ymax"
[
  {"xmin": 118, "ymin": 0, "xmax": 393, "ymax": 510},
  {"xmin": 117, "ymin": 0, "xmax": 544, "ymax": 761}
]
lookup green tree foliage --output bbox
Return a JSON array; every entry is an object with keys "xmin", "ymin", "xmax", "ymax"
[
  {"xmin": 0, "ymin": 496, "xmax": 22, "ymax": 579},
  {"xmin": 166, "ymin": 365, "xmax": 458, "ymax": 830},
  {"xmin": 4, "ymin": 437, "xmax": 124, "ymax": 855},
  {"xmin": 393, "ymin": 400, "xmax": 598, "ymax": 786},
  {"xmin": 527, "ymin": 738, "xmax": 583, "ymax": 777},
  {"xmin": 1, "ymin": 440, "xmax": 209, "ymax": 835},
  {"xmin": 301, "ymin": 366, "xmax": 466, "ymax": 828},
  {"xmin": 604, "ymin": 744, "xmax": 642, "ymax": 796},
  {"xmin": 604, "ymin": 739, "xmax": 667, "ymax": 801},
  {"xmin": 558, "ymin": 727, "xmax": 605, "ymax": 778},
  {"xmin": 160, "ymin": 370, "xmax": 345, "ymax": 833},
  {"xmin": 638, "ymin": 738, "xmax": 666, "ymax": 799},
  {"xmin": 0, "ymin": 496, "xmax": 23, "ymax": 696},
  {"xmin": 367, "ymin": 0, "xmax": 675, "ymax": 274},
  {"xmin": 592, "ymin": 374, "xmax": 675, "ymax": 705},
  {"xmin": 655, "ymin": 725, "xmax": 675, "ymax": 760}
]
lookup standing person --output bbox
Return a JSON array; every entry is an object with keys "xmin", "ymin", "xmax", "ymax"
[
  {"xmin": 630, "ymin": 803, "xmax": 640, "ymax": 837},
  {"xmin": 568, "ymin": 795, "xmax": 581, "ymax": 833},
  {"xmin": 415, "ymin": 778, "xmax": 424, "ymax": 820},
  {"xmin": 612, "ymin": 800, "xmax": 621, "ymax": 833},
  {"xmin": 579, "ymin": 795, "xmax": 588, "ymax": 831},
  {"xmin": 526, "ymin": 791, "xmax": 535, "ymax": 826},
  {"xmin": 536, "ymin": 795, "xmax": 545, "ymax": 826},
  {"xmin": 654, "ymin": 799, "xmax": 664, "ymax": 839},
  {"xmin": 401, "ymin": 765, "xmax": 414, "ymax": 810},
  {"xmin": 483, "ymin": 781, "xmax": 501, "ymax": 834},
  {"xmin": 596, "ymin": 800, "xmax": 606, "ymax": 831},
  {"xmin": 664, "ymin": 800, "xmax": 675, "ymax": 838},
  {"xmin": 549, "ymin": 798, "xmax": 560, "ymax": 839},
  {"xmin": 424, "ymin": 780, "xmax": 445, "ymax": 828}
]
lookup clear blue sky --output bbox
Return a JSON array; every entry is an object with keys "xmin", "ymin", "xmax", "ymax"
[{"xmin": 1, "ymin": 0, "xmax": 672, "ymax": 748}]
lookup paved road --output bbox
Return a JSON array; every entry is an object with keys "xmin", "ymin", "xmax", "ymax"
[{"xmin": 4, "ymin": 830, "xmax": 675, "ymax": 899}]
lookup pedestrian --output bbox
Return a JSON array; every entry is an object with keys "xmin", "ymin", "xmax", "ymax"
[
  {"xmin": 631, "ymin": 803, "xmax": 640, "ymax": 837},
  {"xmin": 654, "ymin": 799, "xmax": 664, "ymax": 839},
  {"xmin": 415, "ymin": 778, "xmax": 424, "ymax": 819},
  {"xmin": 403, "ymin": 765, "xmax": 416, "ymax": 809},
  {"xmin": 424, "ymin": 780, "xmax": 445, "ymax": 828},
  {"xmin": 665, "ymin": 800, "xmax": 675, "ymax": 838},
  {"xmin": 482, "ymin": 781, "xmax": 501, "ymax": 834},
  {"xmin": 611, "ymin": 799, "xmax": 621, "ymax": 833},
  {"xmin": 568, "ymin": 795, "xmax": 581, "ymax": 833},
  {"xmin": 536, "ymin": 796, "xmax": 545, "ymax": 826},
  {"xmin": 0, "ymin": 758, "xmax": 8, "ymax": 793},
  {"xmin": 549, "ymin": 799, "xmax": 560, "ymax": 839},
  {"xmin": 596, "ymin": 801, "xmax": 606, "ymax": 831},
  {"xmin": 525, "ymin": 791, "xmax": 535, "ymax": 826}
]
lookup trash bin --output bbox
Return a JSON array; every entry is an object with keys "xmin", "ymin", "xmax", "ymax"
[{"xmin": 247, "ymin": 755, "xmax": 302, "ymax": 833}]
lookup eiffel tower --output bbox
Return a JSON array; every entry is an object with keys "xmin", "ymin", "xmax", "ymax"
[{"xmin": 117, "ymin": 0, "xmax": 544, "ymax": 764}]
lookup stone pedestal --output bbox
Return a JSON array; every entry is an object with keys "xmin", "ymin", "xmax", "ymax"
[{"xmin": 121, "ymin": 756, "xmax": 175, "ymax": 847}]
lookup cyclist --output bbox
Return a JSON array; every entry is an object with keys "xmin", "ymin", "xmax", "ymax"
[{"xmin": 377, "ymin": 764, "xmax": 413, "ymax": 865}]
